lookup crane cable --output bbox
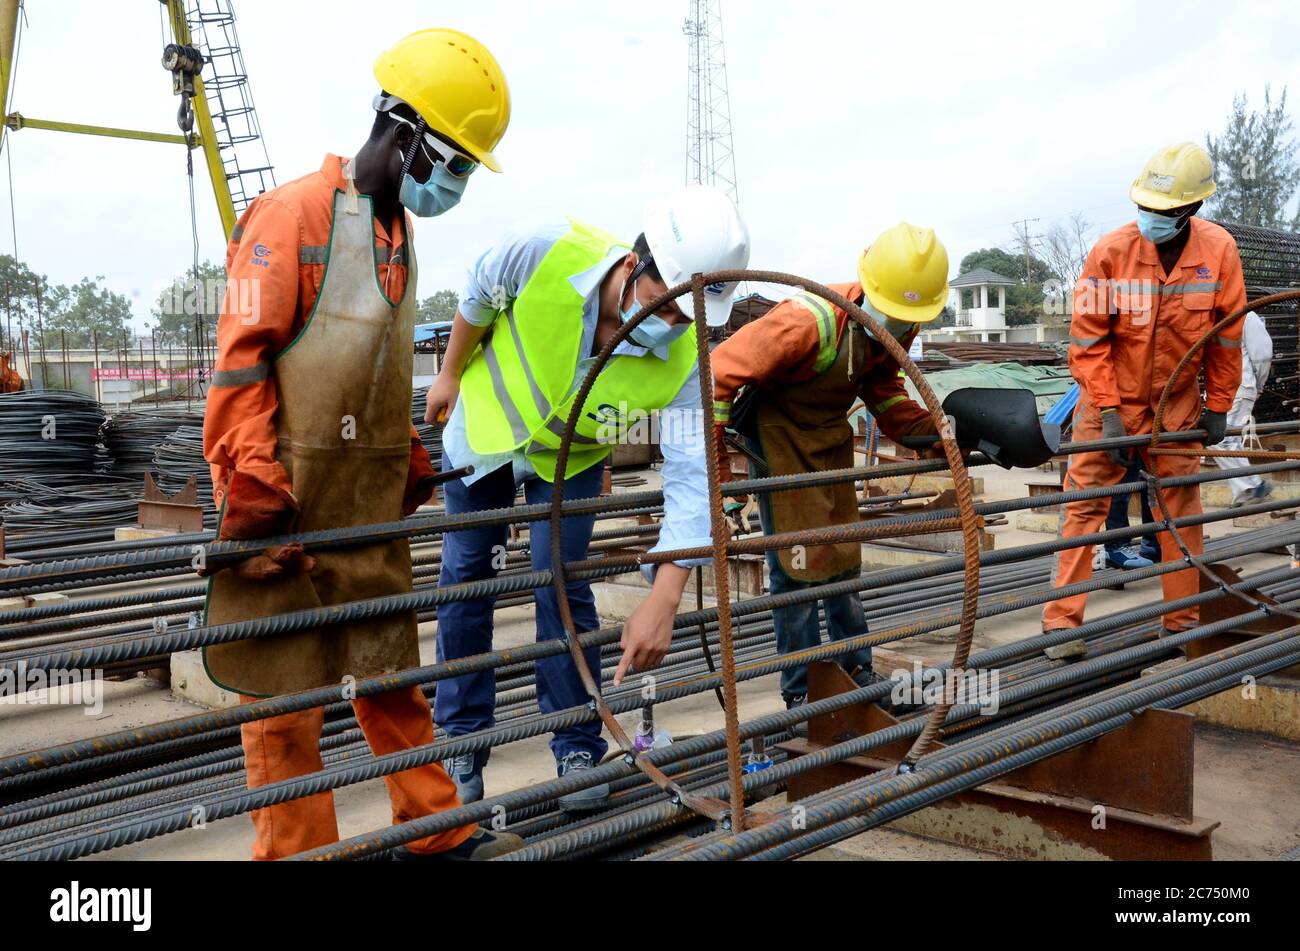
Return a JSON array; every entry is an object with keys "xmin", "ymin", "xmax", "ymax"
[
  {"xmin": 3, "ymin": 0, "xmax": 29, "ymax": 259},
  {"xmin": 168, "ymin": 7, "xmax": 208, "ymax": 391}
]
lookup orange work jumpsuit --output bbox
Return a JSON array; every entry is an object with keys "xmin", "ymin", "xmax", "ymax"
[
  {"xmin": 204, "ymin": 155, "xmax": 470, "ymax": 859},
  {"xmin": 1043, "ymin": 218, "xmax": 1246, "ymax": 633}
]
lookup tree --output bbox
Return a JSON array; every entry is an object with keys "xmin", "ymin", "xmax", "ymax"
[
  {"xmin": 1205, "ymin": 85, "xmax": 1300, "ymax": 229},
  {"xmin": 152, "ymin": 260, "xmax": 227, "ymax": 349},
  {"xmin": 41, "ymin": 277, "xmax": 132, "ymax": 348},
  {"xmin": 959, "ymin": 247, "xmax": 1051, "ymax": 284},
  {"xmin": 0, "ymin": 254, "xmax": 42, "ymax": 349},
  {"xmin": 1038, "ymin": 212, "xmax": 1097, "ymax": 323},
  {"xmin": 416, "ymin": 289, "xmax": 459, "ymax": 324}
]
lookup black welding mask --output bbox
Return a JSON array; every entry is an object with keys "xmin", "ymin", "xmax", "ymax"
[{"xmin": 940, "ymin": 387, "xmax": 1060, "ymax": 469}]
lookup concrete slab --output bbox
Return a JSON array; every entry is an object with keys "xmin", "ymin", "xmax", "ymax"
[{"xmin": 170, "ymin": 649, "xmax": 239, "ymax": 710}]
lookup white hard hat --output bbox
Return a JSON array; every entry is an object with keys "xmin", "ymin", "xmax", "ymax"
[{"xmin": 641, "ymin": 185, "xmax": 751, "ymax": 326}]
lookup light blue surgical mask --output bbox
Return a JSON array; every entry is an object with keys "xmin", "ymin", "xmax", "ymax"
[
  {"xmin": 1137, "ymin": 208, "xmax": 1190, "ymax": 245},
  {"xmin": 398, "ymin": 162, "xmax": 467, "ymax": 218},
  {"xmin": 861, "ymin": 298, "xmax": 918, "ymax": 342},
  {"xmin": 620, "ymin": 277, "xmax": 689, "ymax": 349}
]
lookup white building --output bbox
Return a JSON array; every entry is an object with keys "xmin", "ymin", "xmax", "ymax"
[{"xmin": 943, "ymin": 268, "xmax": 1018, "ymax": 342}]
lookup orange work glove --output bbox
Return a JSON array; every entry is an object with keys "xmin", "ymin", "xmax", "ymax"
[{"xmin": 403, "ymin": 436, "xmax": 438, "ymax": 516}]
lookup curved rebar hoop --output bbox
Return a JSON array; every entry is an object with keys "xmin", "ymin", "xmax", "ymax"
[
  {"xmin": 547, "ymin": 269, "xmax": 984, "ymax": 833},
  {"xmin": 1143, "ymin": 289, "xmax": 1300, "ymax": 620}
]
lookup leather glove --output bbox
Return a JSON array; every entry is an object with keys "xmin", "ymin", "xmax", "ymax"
[
  {"xmin": 207, "ymin": 472, "xmax": 313, "ymax": 582},
  {"xmin": 226, "ymin": 543, "xmax": 317, "ymax": 582},
  {"xmin": 1198, "ymin": 410, "xmax": 1227, "ymax": 447},
  {"xmin": 402, "ymin": 436, "xmax": 438, "ymax": 516},
  {"xmin": 1100, "ymin": 408, "xmax": 1129, "ymax": 466},
  {"xmin": 219, "ymin": 470, "xmax": 297, "ymax": 541}
]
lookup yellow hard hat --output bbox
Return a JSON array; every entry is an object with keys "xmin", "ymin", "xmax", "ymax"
[
  {"xmin": 374, "ymin": 29, "xmax": 511, "ymax": 172},
  {"xmin": 857, "ymin": 223, "xmax": 950, "ymax": 323},
  {"xmin": 1129, "ymin": 142, "xmax": 1216, "ymax": 210}
]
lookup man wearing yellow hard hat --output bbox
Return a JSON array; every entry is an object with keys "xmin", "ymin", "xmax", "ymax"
[
  {"xmin": 709, "ymin": 224, "xmax": 950, "ymax": 720},
  {"xmin": 201, "ymin": 29, "xmax": 520, "ymax": 860},
  {"xmin": 1043, "ymin": 142, "xmax": 1246, "ymax": 636}
]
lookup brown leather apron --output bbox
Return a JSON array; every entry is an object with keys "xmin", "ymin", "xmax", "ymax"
[
  {"xmin": 754, "ymin": 320, "xmax": 868, "ymax": 582},
  {"xmin": 204, "ymin": 167, "xmax": 419, "ymax": 697}
]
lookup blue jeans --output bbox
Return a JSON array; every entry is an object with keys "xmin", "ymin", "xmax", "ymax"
[
  {"xmin": 767, "ymin": 553, "xmax": 872, "ymax": 700},
  {"xmin": 1104, "ymin": 455, "xmax": 1154, "ymax": 556},
  {"xmin": 434, "ymin": 461, "xmax": 608, "ymax": 763}
]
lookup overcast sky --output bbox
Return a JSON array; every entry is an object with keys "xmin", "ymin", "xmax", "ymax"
[{"xmin": 2, "ymin": 0, "xmax": 1298, "ymax": 331}]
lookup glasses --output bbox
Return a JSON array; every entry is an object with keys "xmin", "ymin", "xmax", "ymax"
[{"xmin": 384, "ymin": 109, "xmax": 478, "ymax": 180}]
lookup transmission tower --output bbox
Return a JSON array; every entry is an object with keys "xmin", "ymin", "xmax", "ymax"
[{"xmin": 683, "ymin": 0, "xmax": 738, "ymax": 204}]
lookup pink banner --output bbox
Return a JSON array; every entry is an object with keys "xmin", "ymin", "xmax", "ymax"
[{"xmin": 92, "ymin": 368, "xmax": 202, "ymax": 381}]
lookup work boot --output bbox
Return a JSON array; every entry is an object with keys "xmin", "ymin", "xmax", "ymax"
[
  {"xmin": 555, "ymin": 751, "xmax": 610, "ymax": 813},
  {"xmin": 1233, "ymin": 482, "xmax": 1273, "ymax": 508},
  {"xmin": 392, "ymin": 827, "xmax": 523, "ymax": 862},
  {"xmin": 785, "ymin": 693, "xmax": 808, "ymax": 738},
  {"xmin": 1105, "ymin": 544, "xmax": 1153, "ymax": 571},
  {"xmin": 442, "ymin": 750, "xmax": 488, "ymax": 805}
]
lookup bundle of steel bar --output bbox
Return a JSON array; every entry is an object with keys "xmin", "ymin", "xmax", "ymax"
[{"xmin": 1, "ymin": 513, "xmax": 1296, "ymax": 860}]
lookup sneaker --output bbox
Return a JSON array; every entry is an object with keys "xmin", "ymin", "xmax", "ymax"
[
  {"xmin": 1137, "ymin": 537, "xmax": 1161, "ymax": 563},
  {"xmin": 785, "ymin": 693, "xmax": 809, "ymax": 738},
  {"xmin": 442, "ymin": 750, "xmax": 488, "ymax": 805},
  {"xmin": 393, "ymin": 826, "xmax": 523, "ymax": 862},
  {"xmin": 555, "ymin": 751, "xmax": 610, "ymax": 813},
  {"xmin": 846, "ymin": 664, "xmax": 888, "ymax": 689},
  {"xmin": 1105, "ymin": 545, "xmax": 1153, "ymax": 571},
  {"xmin": 1232, "ymin": 482, "xmax": 1273, "ymax": 508}
]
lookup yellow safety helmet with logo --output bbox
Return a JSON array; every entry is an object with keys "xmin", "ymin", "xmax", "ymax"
[
  {"xmin": 374, "ymin": 29, "xmax": 511, "ymax": 172},
  {"xmin": 857, "ymin": 223, "xmax": 950, "ymax": 323},
  {"xmin": 1129, "ymin": 142, "xmax": 1216, "ymax": 211}
]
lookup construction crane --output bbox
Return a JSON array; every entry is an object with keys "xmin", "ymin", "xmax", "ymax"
[{"xmin": 0, "ymin": 0, "xmax": 273, "ymax": 241}]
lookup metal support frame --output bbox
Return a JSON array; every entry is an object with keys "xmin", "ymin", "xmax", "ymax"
[{"xmin": 778, "ymin": 662, "xmax": 1218, "ymax": 860}]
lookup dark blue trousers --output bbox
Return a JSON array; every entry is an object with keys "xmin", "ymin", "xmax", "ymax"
[
  {"xmin": 1105, "ymin": 455, "xmax": 1154, "ymax": 555},
  {"xmin": 434, "ymin": 461, "xmax": 608, "ymax": 763}
]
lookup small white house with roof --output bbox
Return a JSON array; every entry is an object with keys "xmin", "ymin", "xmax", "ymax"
[{"xmin": 943, "ymin": 267, "xmax": 1019, "ymax": 342}]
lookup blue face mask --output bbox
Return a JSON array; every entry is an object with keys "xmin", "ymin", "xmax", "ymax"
[
  {"xmin": 1137, "ymin": 208, "xmax": 1189, "ymax": 245},
  {"xmin": 398, "ymin": 161, "xmax": 467, "ymax": 218},
  {"xmin": 861, "ymin": 298, "xmax": 917, "ymax": 343},
  {"xmin": 620, "ymin": 277, "xmax": 689, "ymax": 349}
]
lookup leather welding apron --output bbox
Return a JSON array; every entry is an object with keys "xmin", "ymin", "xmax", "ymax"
[
  {"xmin": 754, "ymin": 323, "xmax": 867, "ymax": 582},
  {"xmin": 204, "ymin": 177, "xmax": 419, "ymax": 698}
]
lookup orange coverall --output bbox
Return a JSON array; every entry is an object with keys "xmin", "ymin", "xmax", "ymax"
[
  {"xmin": 1043, "ymin": 218, "xmax": 1246, "ymax": 633},
  {"xmin": 712, "ymin": 282, "xmax": 933, "ymax": 442},
  {"xmin": 205, "ymin": 154, "xmax": 469, "ymax": 859}
]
